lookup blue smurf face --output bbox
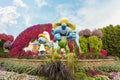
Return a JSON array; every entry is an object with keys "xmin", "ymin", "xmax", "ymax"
[
  {"xmin": 61, "ymin": 23, "xmax": 67, "ymax": 30},
  {"xmin": 38, "ymin": 37, "xmax": 46, "ymax": 44}
]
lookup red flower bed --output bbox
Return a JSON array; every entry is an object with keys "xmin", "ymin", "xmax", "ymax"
[
  {"xmin": 87, "ymin": 69, "xmax": 103, "ymax": 76},
  {"xmin": 9, "ymin": 24, "xmax": 54, "ymax": 57},
  {"xmin": 100, "ymin": 49, "xmax": 108, "ymax": 56}
]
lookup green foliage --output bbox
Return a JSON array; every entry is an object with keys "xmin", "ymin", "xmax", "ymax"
[
  {"xmin": 101, "ymin": 25, "xmax": 120, "ymax": 57},
  {"xmin": 79, "ymin": 36, "xmax": 88, "ymax": 52},
  {"xmin": 74, "ymin": 72, "xmax": 88, "ymax": 80},
  {"xmin": 88, "ymin": 36, "xmax": 102, "ymax": 52},
  {"xmin": 74, "ymin": 63, "xmax": 90, "ymax": 72},
  {"xmin": 75, "ymin": 62, "xmax": 120, "ymax": 73},
  {"xmin": 94, "ymin": 62, "xmax": 120, "ymax": 72}
]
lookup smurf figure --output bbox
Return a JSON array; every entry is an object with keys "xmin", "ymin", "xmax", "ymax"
[
  {"xmin": 52, "ymin": 18, "xmax": 76, "ymax": 54},
  {"xmin": 38, "ymin": 31, "xmax": 52, "ymax": 55}
]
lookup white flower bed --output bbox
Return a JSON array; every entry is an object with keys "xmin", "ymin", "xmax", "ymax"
[{"xmin": 0, "ymin": 70, "xmax": 39, "ymax": 80}]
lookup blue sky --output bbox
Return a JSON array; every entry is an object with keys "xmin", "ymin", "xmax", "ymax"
[{"xmin": 0, "ymin": 0, "xmax": 120, "ymax": 38}]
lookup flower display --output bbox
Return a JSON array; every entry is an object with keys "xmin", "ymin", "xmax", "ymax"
[
  {"xmin": 60, "ymin": 48, "xmax": 65, "ymax": 55},
  {"xmin": 109, "ymin": 72, "xmax": 119, "ymax": 79},
  {"xmin": 89, "ymin": 48, "xmax": 93, "ymax": 52},
  {"xmin": 3, "ymin": 40, "xmax": 12, "ymax": 49},
  {"xmin": 92, "ymin": 29, "xmax": 103, "ymax": 38},
  {"xmin": 87, "ymin": 69, "xmax": 102, "ymax": 76},
  {"xmin": 79, "ymin": 29, "xmax": 92, "ymax": 37},
  {"xmin": 9, "ymin": 24, "xmax": 54, "ymax": 57},
  {"xmin": 100, "ymin": 49, "xmax": 107, "ymax": 56},
  {"xmin": 0, "ymin": 33, "xmax": 14, "ymax": 42}
]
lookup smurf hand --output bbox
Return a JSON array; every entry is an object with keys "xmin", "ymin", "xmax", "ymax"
[
  {"xmin": 49, "ymin": 42, "xmax": 53, "ymax": 47},
  {"xmin": 54, "ymin": 33, "xmax": 61, "ymax": 41},
  {"xmin": 45, "ymin": 42, "xmax": 53, "ymax": 47},
  {"xmin": 67, "ymin": 31, "xmax": 76, "ymax": 39},
  {"xmin": 71, "ymin": 32, "xmax": 76, "ymax": 39}
]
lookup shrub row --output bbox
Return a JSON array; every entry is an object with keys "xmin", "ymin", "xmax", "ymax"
[
  {"xmin": 75, "ymin": 62, "xmax": 120, "ymax": 73},
  {"xmin": 0, "ymin": 61, "xmax": 37, "ymax": 75}
]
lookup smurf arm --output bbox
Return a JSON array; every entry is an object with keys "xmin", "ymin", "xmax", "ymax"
[{"xmin": 67, "ymin": 29, "xmax": 76, "ymax": 40}]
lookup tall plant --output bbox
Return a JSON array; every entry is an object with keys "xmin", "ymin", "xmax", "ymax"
[
  {"xmin": 37, "ymin": 60, "xmax": 74, "ymax": 80},
  {"xmin": 67, "ymin": 53, "xmax": 75, "ymax": 74}
]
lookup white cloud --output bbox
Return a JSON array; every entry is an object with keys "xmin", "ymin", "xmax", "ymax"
[
  {"xmin": 56, "ymin": 4, "xmax": 83, "ymax": 31},
  {"xmin": 77, "ymin": 0, "xmax": 120, "ymax": 29},
  {"xmin": 56, "ymin": 0, "xmax": 120, "ymax": 31},
  {"xmin": 23, "ymin": 15, "xmax": 31, "ymax": 27},
  {"xmin": 35, "ymin": 0, "xmax": 47, "ymax": 8},
  {"xmin": 0, "ymin": 6, "xmax": 20, "ymax": 33},
  {"xmin": 13, "ymin": 0, "xmax": 27, "ymax": 8}
]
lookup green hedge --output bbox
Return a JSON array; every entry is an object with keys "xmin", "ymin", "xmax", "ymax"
[{"xmin": 101, "ymin": 25, "xmax": 120, "ymax": 57}]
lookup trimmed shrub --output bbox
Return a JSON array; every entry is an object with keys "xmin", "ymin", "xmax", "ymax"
[
  {"xmin": 101, "ymin": 25, "xmax": 120, "ymax": 57},
  {"xmin": 79, "ymin": 36, "xmax": 88, "ymax": 52},
  {"xmin": 88, "ymin": 36, "xmax": 102, "ymax": 52},
  {"xmin": 79, "ymin": 29, "xmax": 103, "ymax": 54}
]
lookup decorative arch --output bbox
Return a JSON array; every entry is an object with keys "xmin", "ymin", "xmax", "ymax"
[{"xmin": 9, "ymin": 24, "xmax": 54, "ymax": 56}]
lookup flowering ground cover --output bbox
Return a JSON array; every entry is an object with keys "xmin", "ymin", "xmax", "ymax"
[{"xmin": 0, "ymin": 70, "xmax": 45, "ymax": 80}]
